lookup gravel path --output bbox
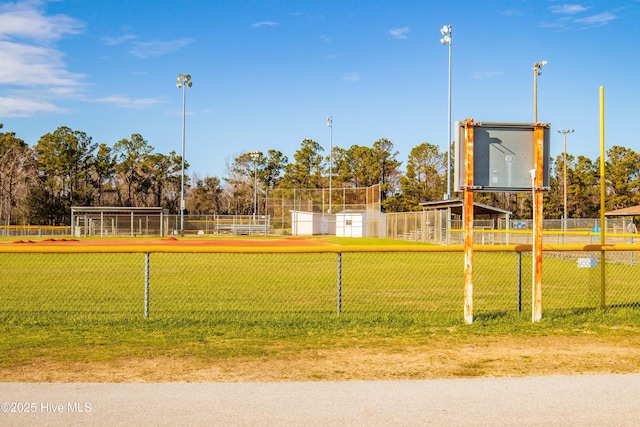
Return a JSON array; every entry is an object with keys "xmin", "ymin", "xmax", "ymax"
[{"xmin": 2, "ymin": 374, "xmax": 639, "ymax": 426}]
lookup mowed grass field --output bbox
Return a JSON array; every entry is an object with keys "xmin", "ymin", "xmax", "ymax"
[{"xmin": 2, "ymin": 236, "xmax": 640, "ymax": 381}]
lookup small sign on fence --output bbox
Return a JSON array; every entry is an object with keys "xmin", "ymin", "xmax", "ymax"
[{"xmin": 577, "ymin": 258, "xmax": 598, "ymax": 268}]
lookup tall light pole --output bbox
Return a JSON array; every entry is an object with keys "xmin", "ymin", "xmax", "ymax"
[
  {"xmin": 248, "ymin": 150, "xmax": 261, "ymax": 221},
  {"xmin": 440, "ymin": 25, "xmax": 452, "ymax": 200},
  {"xmin": 558, "ymin": 129, "xmax": 574, "ymax": 236},
  {"xmin": 533, "ymin": 61, "xmax": 546, "ymax": 123},
  {"xmin": 327, "ymin": 115, "xmax": 333, "ymax": 213},
  {"xmin": 176, "ymin": 73, "xmax": 193, "ymax": 236}
]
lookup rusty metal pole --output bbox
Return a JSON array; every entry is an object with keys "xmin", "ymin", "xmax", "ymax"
[
  {"xmin": 463, "ymin": 120, "xmax": 475, "ymax": 325},
  {"xmin": 532, "ymin": 125, "xmax": 545, "ymax": 322}
]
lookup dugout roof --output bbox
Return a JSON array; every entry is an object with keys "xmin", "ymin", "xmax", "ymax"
[
  {"xmin": 604, "ymin": 205, "xmax": 640, "ymax": 217},
  {"xmin": 71, "ymin": 207, "xmax": 165, "ymax": 215},
  {"xmin": 420, "ymin": 199, "xmax": 512, "ymax": 219}
]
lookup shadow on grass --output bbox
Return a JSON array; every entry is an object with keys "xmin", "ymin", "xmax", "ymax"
[{"xmin": 608, "ymin": 302, "xmax": 640, "ymax": 309}]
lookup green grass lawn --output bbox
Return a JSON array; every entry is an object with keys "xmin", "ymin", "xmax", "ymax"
[{"xmin": 2, "ymin": 237, "xmax": 640, "ymax": 373}]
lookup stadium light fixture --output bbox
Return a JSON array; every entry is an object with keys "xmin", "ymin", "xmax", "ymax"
[
  {"xmin": 440, "ymin": 25, "xmax": 452, "ymax": 200},
  {"xmin": 176, "ymin": 73, "xmax": 193, "ymax": 236}
]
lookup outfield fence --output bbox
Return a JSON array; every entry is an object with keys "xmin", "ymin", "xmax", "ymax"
[
  {"xmin": 4, "ymin": 214, "xmax": 636, "ymax": 245},
  {"xmin": 2, "ymin": 245, "xmax": 639, "ymax": 326},
  {"xmin": 387, "ymin": 214, "xmax": 637, "ymax": 246}
]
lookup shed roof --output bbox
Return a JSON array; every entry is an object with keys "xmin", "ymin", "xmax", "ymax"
[{"xmin": 604, "ymin": 205, "xmax": 640, "ymax": 217}]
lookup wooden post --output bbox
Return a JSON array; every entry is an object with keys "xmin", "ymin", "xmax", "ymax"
[
  {"xmin": 532, "ymin": 125, "xmax": 545, "ymax": 322},
  {"xmin": 463, "ymin": 120, "xmax": 475, "ymax": 325}
]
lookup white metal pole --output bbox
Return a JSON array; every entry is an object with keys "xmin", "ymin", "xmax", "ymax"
[
  {"xmin": 533, "ymin": 67, "xmax": 537, "ymax": 124},
  {"xmin": 563, "ymin": 132, "xmax": 567, "ymax": 227},
  {"xmin": 558, "ymin": 129, "xmax": 573, "ymax": 241},
  {"xmin": 533, "ymin": 61, "xmax": 546, "ymax": 124},
  {"xmin": 446, "ymin": 29, "xmax": 452, "ymax": 200},
  {"xmin": 254, "ymin": 161, "xmax": 258, "ymax": 220},
  {"xmin": 440, "ymin": 25, "xmax": 452, "ymax": 201},
  {"xmin": 180, "ymin": 81, "xmax": 186, "ymax": 236},
  {"xmin": 328, "ymin": 116, "xmax": 333, "ymax": 213}
]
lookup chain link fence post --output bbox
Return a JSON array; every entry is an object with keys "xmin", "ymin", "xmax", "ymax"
[
  {"xmin": 337, "ymin": 253, "xmax": 342, "ymax": 315},
  {"xmin": 144, "ymin": 253, "xmax": 150, "ymax": 318}
]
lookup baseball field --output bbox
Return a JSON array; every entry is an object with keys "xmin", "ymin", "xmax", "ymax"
[{"xmin": 1, "ymin": 235, "xmax": 640, "ymax": 382}]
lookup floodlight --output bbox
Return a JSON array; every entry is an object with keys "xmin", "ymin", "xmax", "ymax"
[
  {"xmin": 534, "ymin": 61, "xmax": 547, "ymax": 75},
  {"xmin": 440, "ymin": 25, "xmax": 451, "ymax": 45}
]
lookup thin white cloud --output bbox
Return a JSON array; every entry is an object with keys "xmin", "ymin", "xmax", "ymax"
[
  {"xmin": 0, "ymin": 2, "xmax": 84, "ymax": 116},
  {"xmin": 0, "ymin": 1, "xmax": 84, "ymax": 42},
  {"xmin": 128, "ymin": 38, "xmax": 194, "ymax": 58},
  {"xmin": 102, "ymin": 34, "xmax": 192, "ymax": 59},
  {"xmin": 253, "ymin": 21, "xmax": 278, "ymax": 28},
  {"xmin": 550, "ymin": 4, "xmax": 589, "ymax": 15},
  {"xmin": 0, "ymin": 96, "xmax": 65, "ymax": 117},
  {"xmin": 94, "ymin": 95, "xmax": 163, "ymax": 108},
  {"xmin": 101, "ymin": 34, "xmax": 137, "ymax": 46},
  {"xmin": 575, "ymin": 12, "xmax": 617, "ymax": 26},
  {"xmin": 501, "ymin": 8, "xmax": 526, "ymax": 17},
  {"xmin": 343, "ymin": 72, "xmax": 360, "ymax": 83},
  {"xmin": 544, "ymin": 5, "xmax": 617, "ymax": 30},
  {"xmin": 472, "ymin": 71, "xmax": 504, "ymax": 80},
  {"xmin": 0, "ymin": 40, "xmax": 82, "ymax": 86},
  {"xmin": 389, "ymin": 27, "xmax": 410, "ymax": 39}
]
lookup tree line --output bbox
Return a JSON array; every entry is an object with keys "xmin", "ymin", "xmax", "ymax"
[{"xmin": 1, "ymin": 123, "xmax": 639, "ymax": 226}]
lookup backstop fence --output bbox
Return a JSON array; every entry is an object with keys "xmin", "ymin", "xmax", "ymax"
[
  {"xmin": 265, "ymin": 185, "xmax": 382, "ymax": 235},
  {"xmin": 1, "ymin": 244, "xmax": 638, "ymax": 327}
]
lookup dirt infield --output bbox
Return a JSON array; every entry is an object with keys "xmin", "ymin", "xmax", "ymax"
[{"xmin": 6, "ymin": 236, "xmax": 336, "ymax": 247}]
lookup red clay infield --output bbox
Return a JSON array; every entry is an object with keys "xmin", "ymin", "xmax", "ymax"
[{"xmin": 8, "ymin": 236, "xmax": 334, "ymax": 247}]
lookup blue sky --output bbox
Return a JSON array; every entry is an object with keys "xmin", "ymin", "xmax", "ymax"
[{"xmin": 1, "ymin": 0, "xmax": 639, "ymax": 179}]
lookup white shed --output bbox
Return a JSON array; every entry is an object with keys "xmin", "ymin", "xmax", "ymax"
[
  {"xmin": 291, "ymin": 211, "xmax": 336, "ymax": 236},
  {"xmin": 336, "ymin": 211, "xmax": 366, "ymax": 238}
]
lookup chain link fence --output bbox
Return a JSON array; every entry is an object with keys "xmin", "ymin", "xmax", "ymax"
[
  {"xmin": 0, "ymin": 225, "xmax": 70, "ymax": 238},
  {"xmin": 2, "ymin": 247, "xmax": 639, "ymax": 327},
  {"xmin": 386, "ymin": 213, "xmax": 638, "ymax": 246}
]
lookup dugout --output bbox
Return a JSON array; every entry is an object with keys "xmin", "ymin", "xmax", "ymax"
[
  {"xmin": 420, "ymin": 199, "xmax": 512, "ymax": 244},
  {"xmin": 71, "ymin": 207, "xmax": 167, "ymax": 237},
  {"xmin": 605, "ymin": 205, "xmax": 640, "ymax": 237}
]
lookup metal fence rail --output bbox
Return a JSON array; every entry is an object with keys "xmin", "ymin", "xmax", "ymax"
[{"xmin": 2, "ymin": 246, "xmax": 639, "ymax": 326}]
